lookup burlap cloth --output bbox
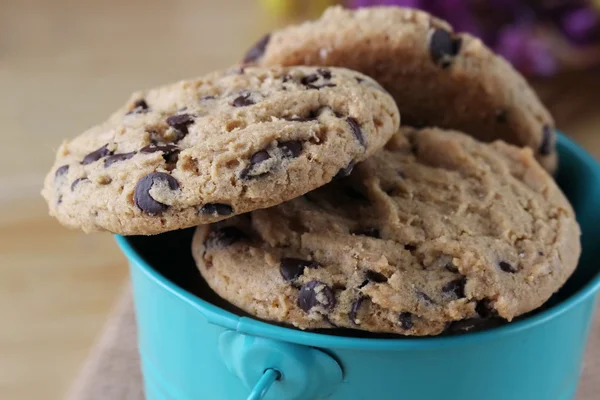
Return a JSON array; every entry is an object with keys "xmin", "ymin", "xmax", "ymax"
[{"xmin": 67, "ymin": 286, "xmax": 600, "ymax": 400}]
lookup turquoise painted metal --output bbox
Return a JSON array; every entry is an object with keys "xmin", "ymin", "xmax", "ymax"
[{"xmin": 119, "ymin": 133, "xmax": 600, "ymax": 400}]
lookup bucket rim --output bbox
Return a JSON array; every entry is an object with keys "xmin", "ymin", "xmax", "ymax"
[{"xmin": 117, "ymin": 133, "xmax": 600, "ymax": 350}]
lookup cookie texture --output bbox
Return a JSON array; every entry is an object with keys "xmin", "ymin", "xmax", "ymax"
[
  {"xmin": 42, "ymin": 66, "xmax": 399, "ymax": 235},
  {"xmin": 245, "ymin": 6, "xmax": 557, "ymax": 172},
  {"xmin": 193, "ymin": 128, "xmax": 580, "ymax": 336}
]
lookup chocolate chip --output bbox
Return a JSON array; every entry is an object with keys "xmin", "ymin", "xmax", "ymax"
[
  {"xmin": 200, "ymin": 95, "xmax": 216, "ymax": 101},
  {"xmin": 166, "ymin": 114, "xmax": 194, "ymax": 137},
  {"xmin": 57, "ymin": 195, "xmax": 63, "ymax": 205},
  {"xmin": 242, "ymin": 33, "xmax": 270, "ymax": 63},
  {"xmin": 317, "ymin": 68, "xmax": 332, "ymax": 79},
  {"xmin": 498, "ymin": 261, "xmax": 517, "ymax": 273},
  {"xmin": 365, "ymin": 270, "xmax": 387, "ymax": 283},
  {"xmin": 404, "ymin": 244, "xmax": 417, "ymax": 251},
  {"xmin": 334, "ymin": 161, "xmax": 356, "ymax": 180},
  {"xmin": 297, "ymin": 281, "xmax": 336, "ymax": 312},
  {"xmin": 127, "ymin": 99, "xmax": 149, "ymax": 115},
  {"xmin": 82, "ymin": 144, "xmax": 112, "ymax": 165},
  {"xmin": 140, "ymin": 144, "xmax": 180, "ymax": 164},
  {"xmin": 199, "ymin": 203, "xmax": 233, "ymax": 216},
  {"xmin": 355, "ymin": 77, "xmax": 364, "ymax": 83},
  {"xmin": 349, "ymin": 296, "xmax": 365, "ymax": 325},
  {"xmin": 70, "ymin": 177, "xmax": 88, "ymax": 191},
  {"xmin": 282, "ymin": 74, "xmax": 292, "ymax": 83},
  {"xmin": 475, "ymin": 300, "xmax": 497, "ymax": 318},
  {"xmin": 280, "ymin": 258, "xmax": 320, "ymax": 281},
  {"xmin": 55, "ymin": 165, "xmax": 69, "ymax": 179},
  {"xmin": 205, "ymin": 226, "xmax": 247, "ymax": 249},
  {"xmin": 346, "ymin": 117, "xmax": 365, "ymax": 147},
  {"xmin": 539, "ymin": 125, "xmax": 554, "ymax": 156},
  {"xmin": 442, "ymin": 278, "xmax": 466, "ymax": 298},
  {"xmin": 495, "ymin": 110, "xmax": 508, "ymax": 123},
  {"xmin": 239, "ymin": 150, "xmax": 271, "ymax": 179},
  {"xmin": 416, "ymin": 291, "xmax": 435, "ymax": 304},
  {"xmin": 231, "ymin": 92, "xmax": 254, "ymax": 107},
  {"xmin": 398, "ymin": 312, "xmax": 414, "ymax": 329},
  {"xmin": 133, "ymin": 172, "xmax": 179, "ymax": 215},
  {"xmin": 300, "ymin": 74, "xmax": 319, "ymax": 86},
  {"xmin": 445, "ymin": 262, "xmax": 459, "ymax": 273},
  {"xmin": 278, "ymin": 140, "xmax": 302, "ymax": 158},
  {"xmin": 429, "ymin": 29, "xmax": 462, "ymax": 68},
  {"xmin": 104, "ymin": 152, "xmax": 136, "ymax": 167}
]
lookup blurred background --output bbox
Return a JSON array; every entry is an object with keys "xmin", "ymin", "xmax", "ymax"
[{"xmin": 1, "ymin": 0, "xmax": 599, "ymax": 399}]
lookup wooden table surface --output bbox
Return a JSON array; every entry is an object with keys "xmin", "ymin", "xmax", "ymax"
[{"xmin": 0, "ymin": 1, "xmax": 598, "ymax": 399}]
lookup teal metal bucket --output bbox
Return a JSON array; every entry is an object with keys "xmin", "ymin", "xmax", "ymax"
[{"xmin": 118, "ymin": 133, "xmax": 600, "ymax": 400}]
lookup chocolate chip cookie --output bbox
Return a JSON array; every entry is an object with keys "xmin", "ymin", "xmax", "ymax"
[
  {"xmin": 192, "ymin": 128, "xmax": 580, "ymax": 336},
  {"xmin": 244, "ymin": 6, "xmax": 557, "ymax": 172},
  {"xmin": 42, "ymin": 66, "xmax": 399, "ymax": 235}
]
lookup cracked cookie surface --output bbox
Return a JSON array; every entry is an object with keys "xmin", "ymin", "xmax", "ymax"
[
  {"xmin": 42, "ymin": 66, "xmax": 399, "ymax": 235},
  {"xmin": 245, "ymin": 5, "xmax": 557, "ymax": 172},
  {"xmin": 192, "ymin": 127, "xmax": 580, "ymax": 336}
]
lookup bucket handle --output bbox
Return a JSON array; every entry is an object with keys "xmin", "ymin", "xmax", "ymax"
[
  {"xmin": 247, "ymin": 369, "xmax": 281, "ymax": 400},
  {"xmin": 219, "ymin": 331, "xmax": 342, "ymax": 400}
]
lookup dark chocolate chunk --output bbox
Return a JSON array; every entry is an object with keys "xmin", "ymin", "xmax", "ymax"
[
  {"xmin": 278, "ymin": 140, "xmax": 302, "ymax": 158},
  {"xmin": 416, "ymin": 291, "xmax": 435, "ymax": 304},
  {"xmin": 127, "ymin": 99, "xmax": 149, "ymax": 115},
  {"xmin": 104, "ymin": 152, "xmax": 136, "ymax": 167},
  {"xmin": 442, "ymin": 278, "xmax": 466, "ymax": 298},
  {"xmin": 346, "ymin": 117, "xmax": 366, "ymax": 147},
  {"xmin": 349, "ymin": 296, "xmax": 365, "ymax": 325},
  {"xmin": 498, "ymin": 261, "xmax": 517, "ymax": 273},
  {"xmin": 55, "ymin": 165, "xmax": 69, "ymax": 179},
  {"xmin": 317, "ymin": 68, "xmax": 332, "ymax": 80},
  {"xmin": 298, "ymin": 281, "xmax": 336, "ymax": 312},
  {"xmin": 57, "ymin": 195, "xmax": 63, "ymax": 205},
  {"xmin": 445, "ymin": 262, "xmax": 459, "ymax": 273},
  {"xmin": 140, "ymin": 144, "xmax": 180, "ymax": 164},
  {"xmin": 166, "ymin": 113, "xmax": 194, "ymax": 135},
  {"xmin": 429, "ymin": 29, "xmax": 462, "ymax": 68},
  {"xmin": 82, "ymin": 144, "xmax": 112, "ymax": 165},
  {"xmin": 300, "ymin": 74, "xmax": 319, "ymax": 86},
  {"xmin": 205, "ymin": 226, "xmax": 247, "ymax": 249},
  {"xmin": 200, "ymin": 95, "xmax": 216, "ymax": 101},
  {"xmin": 404, "ymin": 244, "xmax": 417, "ymax": 251},
  {"xmin": 239, "ymin": 150, "xmax": 271, "ymax": 179},
  {"xmin": 282, "ymin": 74, "xmax": 292, "ymax": 83},
  {"xmin": 280, "ymin": 258, "xmax": 320, "ymax": 281},
  {"xmin": 352, "ymin": 228, "xmax": 381, "ymax": 238},
  {"xmin": 365, "ymin": 270, "xmax": 387, "ymax": 283},
  {"xmin": 539, "ymin": 125, "xmax": 554, "ymax": 156},
  {"xmin": 199, "ymin": 203, "xmax": 233, "ymax": 216},
  {"xmin": 133, "ymin": 172, "xmax": 179, "ymax": 215},
  {"xmin": 398, "ymin": 312, "xmax": 414, "ymax": 330},
  {"xmin": 334, "ymin": 161, "xmax": 356, "ymax": 180},
  {"xmin": 355, "ymin": 76, "xmax": 364, "ymax": 83},
  {"xmin": 242, "ymin": 33, "xmax": 271, "ymax": 64},
  {"xmin": 70, "ymin": 177, "xmax": 88, "ymax": 191},
  {"xmin": 231, "ymin": 92, "xmax": 254, "ymax": 107}
]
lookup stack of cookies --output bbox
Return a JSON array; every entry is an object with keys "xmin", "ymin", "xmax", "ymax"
[{"xmin": 42, "ymin": 6, "xmax": 581, "ymax": 336}]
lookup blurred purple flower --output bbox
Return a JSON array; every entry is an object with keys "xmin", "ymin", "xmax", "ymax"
[
  {"xmin": 347, "ymin": 0, "xmax": 600, "ymax": 75},
  {"xmin": 496, "ymin": 25, "xmax": 558, "ymax": 76}
]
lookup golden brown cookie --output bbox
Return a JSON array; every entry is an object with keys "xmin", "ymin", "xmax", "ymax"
[
  {"xmin": 245, "ymin": 6, "xmax": 557, "ymax": 172},
  {"xmin": 193, "ymin": 128, "xmax": 580, "ymax": 336},
  {"xmin": 42, "ymin": 66, "xmax": 399, "ymax": 234}
]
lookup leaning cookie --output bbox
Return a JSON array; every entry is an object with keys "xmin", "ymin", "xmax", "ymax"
[
  {"xmin": 192, "ymin": 127, "xmax": 580, "ymax": 336},
  {"xmin": 244, "ymin": 6, "xmax": 557, "ymax": 172},
  {"xmin": 42, "ymin": 66, "xmax": 399, "ymax": 235}
]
